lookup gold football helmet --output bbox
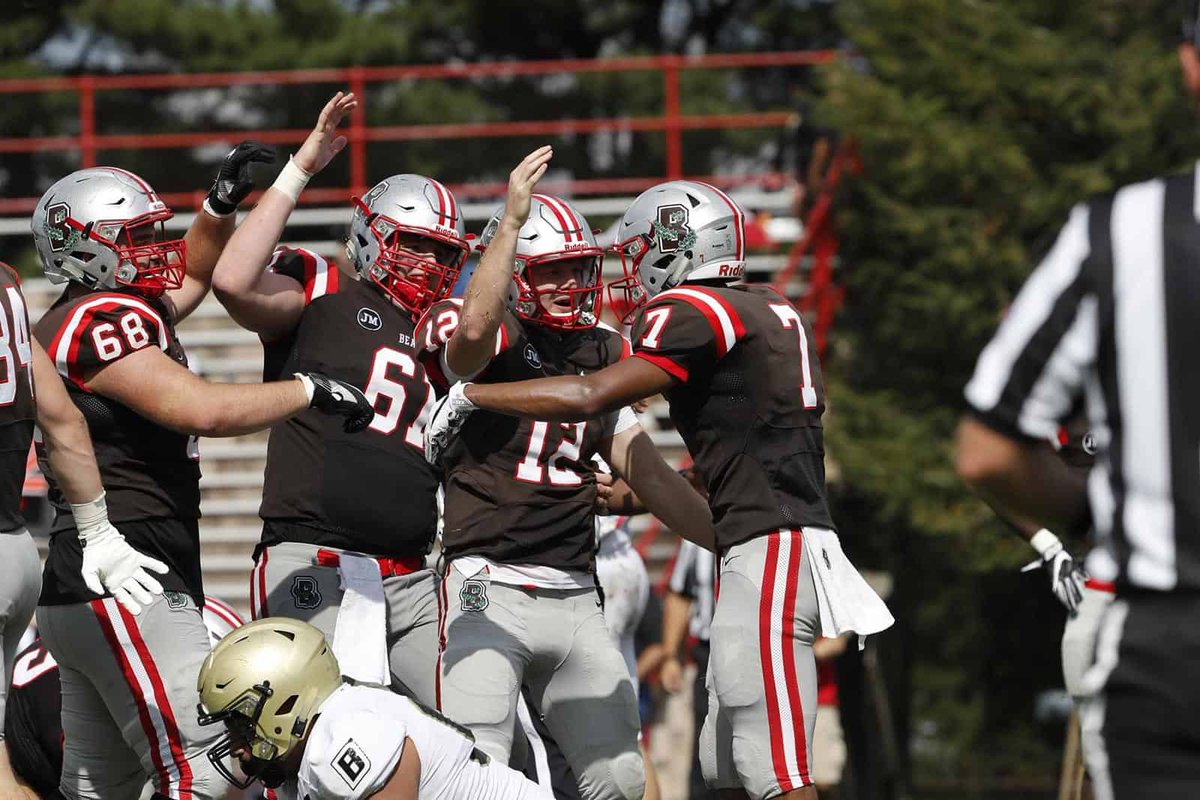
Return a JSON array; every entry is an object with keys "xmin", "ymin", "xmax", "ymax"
[{"xmin": 197, "ymin": 617, "xmax": 341, "ymax": 788}]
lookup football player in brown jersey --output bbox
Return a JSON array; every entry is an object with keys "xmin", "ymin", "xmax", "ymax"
[
  {"xmin": 27, "ymin": 130, "xmax": 372, "ymax": 800},
  {"xmin": 0, "ymin": 260, "xmax": 188, "ymax": 799},
  {"xmin": 417, "ymin": 160, "xmax": 715, "ymax": 800},
  {"xmin": 209, "ymin": 92, "xmax": 480, "ymax": 707},
  {"xmin": 425, "ymin": 181, "xmax": 894, "ymax": 800}
]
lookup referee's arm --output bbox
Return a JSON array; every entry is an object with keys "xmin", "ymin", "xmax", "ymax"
[{"xmin": 955, "ymin": 204, "xmax": 1094, "ymax": 536}]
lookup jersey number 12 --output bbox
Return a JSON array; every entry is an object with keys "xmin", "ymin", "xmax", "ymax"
[{"xmin": 515, "ymin": 421, "xmax": 588, "ymax": 486}]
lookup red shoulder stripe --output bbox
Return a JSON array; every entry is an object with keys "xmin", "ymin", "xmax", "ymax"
[
  {"xmin": 652, "ymin": 286, "xmax": 746, "ymax": 357},
  {"xmin": 0, "ymin": 262, "xmax": 21, "ymax": 286},
  {"xmin": 634, "ymin": 351, "xmax": 689, "ymax": 382},
  {"xmin": 49, "ymin": 295, "xmax": 168, "ymax": 389}
]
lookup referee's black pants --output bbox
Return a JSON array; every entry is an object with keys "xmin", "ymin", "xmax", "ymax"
[{"xmin": 1082, "ymin": 590, "xmax": 1200, "ymax": 799}]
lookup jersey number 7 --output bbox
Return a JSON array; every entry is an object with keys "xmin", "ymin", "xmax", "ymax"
[{"xmin": 769, "ymin": 303, "xmax": 818, "ymax": 409}]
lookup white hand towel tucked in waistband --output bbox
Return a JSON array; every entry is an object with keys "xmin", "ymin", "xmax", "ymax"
[
  {"xmin": 802, "ymin": 527, "xmax": 895, "ymax": 649},
  {"xmin": 332, "ymin": 553, "xmax": 389, "ymax": 684}
]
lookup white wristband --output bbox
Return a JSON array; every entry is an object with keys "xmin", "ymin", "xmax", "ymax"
[
  {"xmin": 71, "ymin": 492, "xmax": 111, "ymax": 543},
  {"xmin": 1029, "ymin": 528, "xmax": 1062, "ymax": 557},
  {"xmin": 294, "ymin": 373, "xmax": 315, "ymax": 403},
  {"xmin": 272, "ymin": 157, "xmax": 312, "ymax": 203},
  {"xmin": 201, "ymin": 197, "xmax": 234, "ymax": 219}
]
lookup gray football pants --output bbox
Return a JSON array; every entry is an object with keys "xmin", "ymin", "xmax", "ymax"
[
  {"xmin": 701, "ymin": 529, "xmax": 821, "ymax": 800},
  {"xmin": 38, "ymin": 593, "xmax": 222, "ymax": 800},
  {"xmin": 438, "ymin": 566, "xmax": 645, "ymax": 800},
  {"xmin": 0, "ymin": 529, "xmax": 40, "ymax": 740},
  {"xmin": 250, "ymin": 541, "xmax": 440, "ymax": 706}
]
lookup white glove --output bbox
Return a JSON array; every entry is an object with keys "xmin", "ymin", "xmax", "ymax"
[
  {"xmin": 424, "ymin": 382, "xmax": 478, "ymax": 465},
  {"xmin": 1021, "ymin": 528, "xmax": 1085, "ymax": 614},
  {"xmin": 75, "ymin": 493, "xmax": 169, "ymax": 616}
]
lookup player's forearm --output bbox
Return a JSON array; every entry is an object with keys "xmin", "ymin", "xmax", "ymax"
[
  {"xmin": 211, "ymin": 188, "xmax": 297, "ymax": 322},
  {"xmin": 31, "ymin": 343, "xmax": 104, "ymax": 503},
  {"xmin": 631, "ymin": 469, "xmax": 715, "ymax": 551},
  {"xmin": 41, "ymin": 414, "xmax": 104, "ymax": 504},
  {"xmin": 465, "ymin": 374, "xmax": 614, "ymax": 421},
  {"xmin": 955, "ymin": 417, "xmax": 1090, "ymax": 535},
  {"xmin": 182, "ymin": 379, "xmax": 309, "ymax": 437},
  {"xmin": 181, "ymin": 209, "xmax": 236, "ymax": 301},
  {"xmin": 609, "ymin": 427, "xmax": 714, "ymax": 550},
  {"xmin": 446, "ymin": 219, "xmax": 520, "ymax": 376},
  {"xmin": 637, "ymin": 643, "xmax": 667, "ymax": 682},
  {"xmin": 607, "ymin": 479, "xmax": 646, "ymax": 516},
  {"xmin": 661, "ymin": 591, "xmax": 692, "ymax": 659},
  {"xmin": 996, "ymin": 508, "xmax": 1048, "ymax": 544}
]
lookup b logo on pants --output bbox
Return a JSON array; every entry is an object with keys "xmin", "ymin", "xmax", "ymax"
[
  {"xmin": 460, "ymin": 579, "xmax": 489, "ymax": 612},
  {"xmin": 291, "ymin": 575, "xmax": 322, "ymax": 609}
]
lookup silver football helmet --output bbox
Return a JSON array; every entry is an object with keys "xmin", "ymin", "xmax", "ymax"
[
  {"xmin": 608, "ymin": 180, "xmax": 746, "ymax": 321},
  {"xmin": 346, "ymin": 175, "xmax": 470, "ymax": 314},
  {"xmin": 477, "ymin": 193, "xmax": 604, "ymax": 330},
  {"xmin": 31, "ymin": 167, "xmax": 185, "ymax": 297}
]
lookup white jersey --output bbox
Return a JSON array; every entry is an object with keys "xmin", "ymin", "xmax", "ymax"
[{"xmin": 289, "ymin": 684, "xmax": 539, "ymax": 800}]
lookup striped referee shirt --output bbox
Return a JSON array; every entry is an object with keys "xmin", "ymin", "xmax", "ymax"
[
  {"xmin": 668, "ymin": 539, "xmax": 716, "ymax": 641},
  {"xmin": 965, "ymin": 163, "xmax": 1200, "ymax": 591}
]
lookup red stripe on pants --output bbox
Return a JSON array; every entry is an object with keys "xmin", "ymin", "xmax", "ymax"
[
  {"xmin": 256, "ymin": 548, "xmax": 270, "ymax": 618},
  {"xmin": 435, "ymin": 569, "xmax": 450, "ymax": 711},
  {"xmin": 779, "ymin": 530, "xmax": 810, "ymax": 787},
  {"xmin": 759, "ymin": 536, "xmax": 792, "ymax": 792},
  {"xmin": 117, "ymin": 602, "xmax": 194, "ymax": 796},
  {"xmin": 92, "ymin": 600, "xmax": 187, "ymax": 797}
]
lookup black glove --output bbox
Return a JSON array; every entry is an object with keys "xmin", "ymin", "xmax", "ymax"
[
  {"xmin": 295, "ymin": 372, "xmax": 375, "ymax": 433},
  {"xmin": 206, "ymin": 141, "xmax": 276, "ymax": 215}
]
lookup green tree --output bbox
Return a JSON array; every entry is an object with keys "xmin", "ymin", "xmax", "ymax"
[{"xmin": 818, "ymin": 0, "xmax": 1200, "ymax": 788}]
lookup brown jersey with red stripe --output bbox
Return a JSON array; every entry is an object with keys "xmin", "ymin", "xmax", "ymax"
[
  {"xmin": 628, "ymin": 283, "xmax": 833, "ymax": 550},
  {"xmin": 258, "ymin": 248, "xmax": 440, "ymax": 557},
  {"xmin": 0, "ymin": 265, "xmax": 36, "ymax": 532},
  {"xmin": 33, "ymin": 288, "xmax": 202, "ymax": 603},
  {"xmin": 418, "ymin": 302, "xmax": 629, "ymax": 571}
]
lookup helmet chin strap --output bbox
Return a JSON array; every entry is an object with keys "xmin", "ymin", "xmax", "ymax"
[{"xmin": 663, "ymin": 253, "xmax": 694, "ymax": 293}]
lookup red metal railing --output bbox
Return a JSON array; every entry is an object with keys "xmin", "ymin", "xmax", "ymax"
[
  {"xmin": 0, "ymin": 51, "xmax": 834, "ymax": 215},
  {"xmin": 774, "ymin": 138, "xmax": 862, "ymax": 355}
]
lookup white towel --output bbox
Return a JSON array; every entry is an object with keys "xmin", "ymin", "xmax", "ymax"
[
  {"xmin": 331, "ymin": 553, "xmax": 390, "ymax": 684},
  {"xmin": 802, "ymin": 527, "xmax": 895, "ymax": 649}
]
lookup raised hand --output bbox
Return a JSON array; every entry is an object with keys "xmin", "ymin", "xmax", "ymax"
[
  {"xmin": 501, "ymin": 145, "xmax": 553, "ymax": 230},
  {"xmin": 206, "ymin": 141, "xmax": 276, "ymax": 215},
  {"xmin": 293, "ymin": 91, "xmax": 358, "ymax": 175}
]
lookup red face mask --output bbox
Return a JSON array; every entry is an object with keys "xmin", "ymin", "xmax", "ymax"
[
  {"xmin": 513, "ymin": 251, "xmax": 606, "ymax": 330},
  {"xmin": 67, "ymin": 211, "xmax": 186, "ymax": 298},
  {"xmin": 352, "ymin": 197, "xmax": 468, "ymax": 314}
]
